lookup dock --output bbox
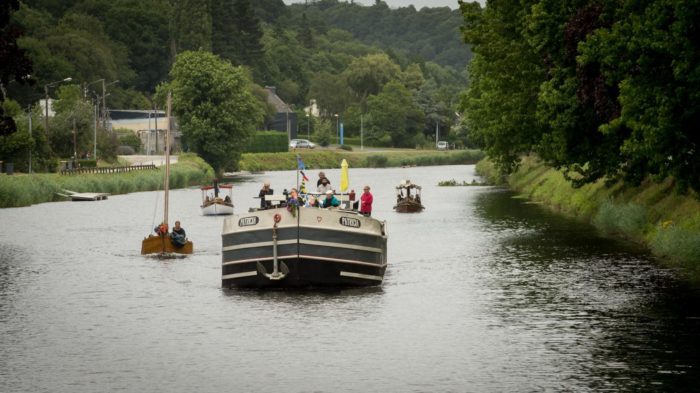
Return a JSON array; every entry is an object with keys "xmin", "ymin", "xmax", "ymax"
[{"xmin": 57, "ymin": 189, "xmax": 110, "ymax": 201}]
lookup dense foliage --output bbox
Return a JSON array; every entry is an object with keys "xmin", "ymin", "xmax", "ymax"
[
  {"xmin": 2, "ymin": 0, "xmax": 473, "ymax": 172},
  {"xmin": 165, "ymin": 50, "xmax": 264, "ymax": 173},
  {"xmin": 460, "ymin": 0, "xmax": 699, "ymax": 192}
]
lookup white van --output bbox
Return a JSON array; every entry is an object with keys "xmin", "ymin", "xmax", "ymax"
[{"xmin": 437, "ymin": 141, "xmax": 448, "ymax": 150}]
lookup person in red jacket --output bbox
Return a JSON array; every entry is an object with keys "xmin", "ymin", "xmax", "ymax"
[{"xmin": 360, "ymin": 185, "xmax": 373, "ymax": 216}]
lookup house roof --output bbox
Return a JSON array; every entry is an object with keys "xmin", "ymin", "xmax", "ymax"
[{"xmin": 264, "ymin": 86, "xmax": 291, "ymax": 113}]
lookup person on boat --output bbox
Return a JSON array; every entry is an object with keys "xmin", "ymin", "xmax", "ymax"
[
  {"xmin": 321, "ymin": 190, "xmax": 340, "ymax": 208},
  {"xmin": 154, "ymin": 222, "xmax": 168, "ymax": 236},
  {"xmin": 170, "ymin": 220, "xmax": 187, "ymax": 247},
  {"xmin": 258, "ymin": 181, "xmax": 274, "ymax": 209},
  {"xmin": 288, "ymin": 188, "xmax": 304, "ymax": 206},
  {"xmin": 306, "ymin": 195, "xmax": 318, "ymax": 207},
  {"xmin": 360, "ymin": 185, "xmax": 373, "ymax": 216},
  {"xmin": 317, "ymin": 171, "xmax": 331, "ymax": 188},
  {"xmin": 317, "ymin": 177, "xmax": 331, "ymax": 194}
]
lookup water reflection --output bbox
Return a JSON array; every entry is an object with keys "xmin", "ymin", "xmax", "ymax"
[
  {"xmin": 473, "ymin": 189, "xmax": 700, "ymax": 391},
  {"xmin": 1, "ymin": 166, "xmax": 699, "ymax": 392}
]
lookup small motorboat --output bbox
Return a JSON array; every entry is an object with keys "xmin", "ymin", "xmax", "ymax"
[
  {"xmin": 201, "ymin": 182, "xmax": 234, "ymax": 216},
  {"xmin": 393, "ymin": 180, "xmax": 424, "ymax": 213}
]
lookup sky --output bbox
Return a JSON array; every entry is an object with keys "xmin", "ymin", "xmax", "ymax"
[{"xmin": 282, "ymin": 1, "xmax": 485, "ymax": 10}]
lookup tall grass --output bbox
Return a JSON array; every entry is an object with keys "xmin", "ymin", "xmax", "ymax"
[
  {"xmin": 239, "ymin": 149, "xmax": 484, "ymax": 172},
  {"xmin": 0, "ymin": 154, "xmax": 214, "ymax": 208},
  {"xmin": 593, "ymin": 200, "xmax": 648, "ymax": 238},
  {"xmin": 494, "ymin": 155, "xmax": 700, "ymax": 278}
]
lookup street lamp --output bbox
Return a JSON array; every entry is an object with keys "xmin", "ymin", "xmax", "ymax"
[
  {"xmin": 101, "ymin": 80, "xmax": 119, "ymax": 128},
  {"xmin": 306, "ymin": 113, "xmax": 310, "ymax": 139},
  {"xmin": 44, "ymin": 77, "xmax": 72, "ymax": 134}
]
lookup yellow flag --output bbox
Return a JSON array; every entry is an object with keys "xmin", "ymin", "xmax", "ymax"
[{"xmin": 340, "ymin": 159, "xmax": 349, "ymax": 192}]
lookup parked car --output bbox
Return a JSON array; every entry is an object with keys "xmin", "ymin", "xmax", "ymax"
[
  {"xmin": 437, "ymin": 141, "xmax": 449, "ymax": 150},
  {"xmin": 289, "ymin": 139, "xmax": 316, "ymax": 149}
]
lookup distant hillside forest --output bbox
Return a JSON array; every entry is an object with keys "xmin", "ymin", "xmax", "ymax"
[
  {"xmin": 4, "ymin": 0, "xmax": 469, "ymax": 120},
  {"xmin": 1, "ymin": 0, "xmax": 472, "ymax": 172}
]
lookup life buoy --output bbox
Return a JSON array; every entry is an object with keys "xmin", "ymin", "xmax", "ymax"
[{"xmin": 274, "ymin": 213, "xmax": 282, "ymax": 223}]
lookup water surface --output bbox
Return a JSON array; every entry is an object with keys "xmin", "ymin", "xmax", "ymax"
[{"xmin": 1, "ymin": 165, "xmax": 698, "ymax": 392}]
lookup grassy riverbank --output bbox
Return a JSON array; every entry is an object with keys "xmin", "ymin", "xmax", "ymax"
[
  {"xmin": 0, "ymin": 154, "xmax": 214, "ymax": 208},
  {"xmin": 0, "ymin": 149, "xmax": 482, "ymax": 208},
  {"xmin": 477, "ymin": 156, "xmax": 700, "ymax": 280},
  {"xmin": 239, "ymin": 148, "xmax": 484, "ymax": 171}
]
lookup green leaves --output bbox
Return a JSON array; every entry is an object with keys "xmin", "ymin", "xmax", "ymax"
[
  {"xmin": 167, "ymin": 50, "xmax": 264, "ymax": 173},
  {"xmin": 461, "ymin": 0, "xmax": 700, "ymax": 192}
]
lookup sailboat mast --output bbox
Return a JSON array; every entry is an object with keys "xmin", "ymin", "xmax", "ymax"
[{"xmin": 164, "ymin": 92, "xmax": 171, "ymax": 226}]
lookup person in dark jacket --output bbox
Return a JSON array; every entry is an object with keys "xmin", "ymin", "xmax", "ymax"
[
  {"xmin": 170, "ymin": 220, "xmax": 187, "ymax": 247},
  {"xmin": 258, "ymin": 181, "xmax": 274, "ymax": 209},
  {"xmin": 321, "ymin": 190, "xmax": 340, "ymax": 208}
]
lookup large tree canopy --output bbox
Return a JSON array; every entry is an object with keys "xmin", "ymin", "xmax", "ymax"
[
  {"xmin": 460, "ymin": 0, "xmax": 700, "ymax": 192},
  {"xmin": 167, "ymin": 50, "xmax": 263, "ymax": 173}
]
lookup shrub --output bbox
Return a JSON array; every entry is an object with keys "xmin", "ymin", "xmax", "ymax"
[
  {"xmin": 652, "ymin": 225, "xmax": 700, "ymax": 267},
  {"xmin": 364, "ymin": 155, "xmax": 388, "ymax": 168},
  {"xmin": 593, "ymin": 200, "xmax": 648, "ymax": 238},
  {"xmin": 244, "ymin": 131, "xmax": 288, "ymax": 153}
]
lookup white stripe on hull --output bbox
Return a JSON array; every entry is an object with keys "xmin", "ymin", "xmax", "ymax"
[
  {"xmin": 222, "ymin": 271, "xmax": 258, "ymax": 280},
  {"xmin": 339, "ymin": 271, "xmax": 384, "ymax": 281},
  {"xmin": 222, "ymin": 254, "xmax": 298, "ymax": 266},
  {"xmin": 222, "ymin": 254, "xmax": 386, "ymax": 268},
  {"xmin": 223, "ymin": 239, "xmax": 297, "ymax": 252},
  {"xmin": 222, "ymin": 238, "xmax": 382, "ymax": 254}
]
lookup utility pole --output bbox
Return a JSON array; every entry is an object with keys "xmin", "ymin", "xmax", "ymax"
[
  {"xmin": 154, "ymin": 104, "xmax": 158, "ymax": 153},
  {"xmin": 102, "ymin": 79, "xmax": 106, "ymax": 129},
  {"xmin": 93, "ymin": 100, "xmax": 98, "ymax": 159},
  {"xmin": 73, "ymin": 118, "xmax": 77, "ymax": 161},
  {"xmin": 28, "ymin": 105, "xmax": 32, "ymax": 173}
]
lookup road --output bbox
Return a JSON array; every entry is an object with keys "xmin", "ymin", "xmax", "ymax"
[{"xmin": 119, "ymin": 155, "xmax": 177, "ymax": 167}]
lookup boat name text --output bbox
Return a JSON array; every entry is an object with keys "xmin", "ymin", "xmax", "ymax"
[
  {"xmin": 238, "ymin": 216, "xmax": 259, "ymax": 227},
  {"xmin": 339, "ymin": 217, "xmax": 361, "ymax": 228}
]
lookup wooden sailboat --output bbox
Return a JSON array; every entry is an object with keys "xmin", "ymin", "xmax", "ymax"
[{"xmin": 141, "ymin": 92, "xmax": 193, "ymax": 255}]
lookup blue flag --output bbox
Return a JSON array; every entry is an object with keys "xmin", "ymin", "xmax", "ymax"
[{"xmin": 296, "ymin": 155, "xmax": 306, "ymax": 170}]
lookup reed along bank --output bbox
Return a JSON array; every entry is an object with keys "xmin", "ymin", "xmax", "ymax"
[{"xmin": 477, "ymin": 156, "xmax": 700, "ymax": 281}]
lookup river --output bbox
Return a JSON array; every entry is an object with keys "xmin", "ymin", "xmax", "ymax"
[{"xmin": 1, "ymin": 164, "xmax": 698, "ymax": 392}]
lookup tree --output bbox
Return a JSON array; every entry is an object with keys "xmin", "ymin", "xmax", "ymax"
[
  {"xmin": 366, "ymin": 80, "xmax": 423, "ymax": 147},
  {"xmin": 171, "ymin": 0, "xmax": 212, "ymax": 55},
  {"xmin": 297, "ymin": 12, "xmax": 314, "ymax": 49},
  {"xmin": 343, "ymin": 53, "xmax": 400, "ymax": 105},
  {"xmin": 232, "ymin": 0, "xmax": 265, "ymax": 71},
  {"xmin": 308, "ymin": 71, "xmax": 351, "ymax": 117},
  {"xmin": 459, "ymin": 0, "xmax": 545, "ymax": 173},
  {"xmin": 212, "ymin": 0, "xmax": 237, "ymax": 62},
  {"xmin": 578, "ymin": 0, "xmax": 700, "ymax": 191},
  {"xmin": 166, "ymin": 50, "xmax": 264, "ymax": 173},
  {"xmin": 1, "ymin": 0, "xmax": 33, "ymax": 141},
  {"xmin": 50, "ymin": 84, "xmax": 95, "ymax": 159}
]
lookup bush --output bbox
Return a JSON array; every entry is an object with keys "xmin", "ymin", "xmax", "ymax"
[
  {"xmin": 364, "ymin": 155, "xmax": 388, "ymax": 168},
  {"xmin": 339, "ymin": 144, "xmax": 353, "ymax": 151},
  {"xmin": 118, "ymin": 131, "xmax": 142, "ymax": 153},
  {"xmin": 245, "ymin": 131, "xmax": 288, "ymax": 153},
  {"xmin": 593, "ymin": 200, "xmax": 648, "ymax": 238},
  {"xmin": 78, "ymin": 159, "xmax": 97, "ymax": 168},
  {"xmin": 116, "ymin": 146, "xmax": 135, "ymax": 155},
  {"xmin": 652, "ymin": 225, "xmax": 700, "ymax": 267}
]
